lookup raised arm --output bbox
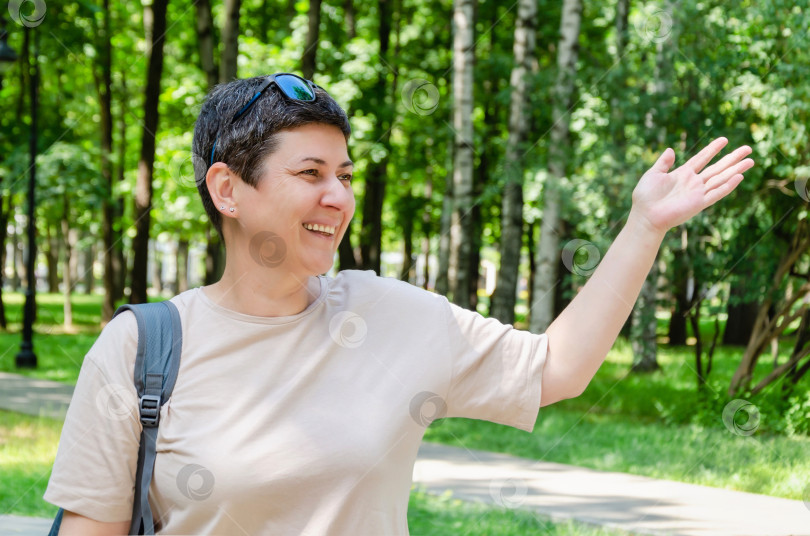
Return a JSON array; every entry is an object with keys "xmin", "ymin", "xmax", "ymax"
[{"xmin": 540, "ymin": 137, "xmax": 754, "ymax": 406}]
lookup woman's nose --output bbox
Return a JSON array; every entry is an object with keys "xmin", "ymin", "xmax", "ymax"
[{"xmin": 321, "ymin": 174, "xmax": 355, "ymax": 211}]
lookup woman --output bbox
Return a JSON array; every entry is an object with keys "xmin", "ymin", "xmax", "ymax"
[{"xmin": 45, "ymin": 74, "xmax": 754, "ymax": 534}]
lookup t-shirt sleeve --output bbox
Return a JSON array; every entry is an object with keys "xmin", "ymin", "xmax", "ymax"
[
  {"xmin": 43, "ymin": 311, "xmax": 142, "ymax": 523},
  {"xmin": 442, "ymin": 300, "xmax": 548, "ymax": 433}
]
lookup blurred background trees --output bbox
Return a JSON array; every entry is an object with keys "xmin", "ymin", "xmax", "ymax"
[{"xmin": 1, "ymin": 0, "xmax": 808, "ymax": 399}]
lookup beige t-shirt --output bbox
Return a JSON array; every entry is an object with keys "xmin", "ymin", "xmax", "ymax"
[{"xmin": 45, "ymin": 270, "xmax": 548, "ymax": 535}]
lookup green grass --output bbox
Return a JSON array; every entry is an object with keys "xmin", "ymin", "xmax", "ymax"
[
  {"xmin": 2, "ymin": 291, "xmax": 111, "ymax": 328},
  {"xmin": 0, "ymin": 331, "xmax": 98, "ymax": 384},
  {"xmin": 425, "ymin": 336, "xmax": 810, "ymax": 500},
  {"xmin": 1, "ymin": 292, "xmax": 135, "ymax": 383},
  {"xmin": 408, "ymin": 488, "xmax": 629, "ymax": 535},
  {"xmin": 0, "ymin": 410, "xmax": 63, "ymax": 518},
  {"xmin": 425, "ymin": 408, "xmax": 810, "ymax": 501}
]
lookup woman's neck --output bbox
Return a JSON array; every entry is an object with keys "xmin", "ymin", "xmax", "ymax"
[{"xmin": 202, "ymin": 266, "xmax": 320, "ymax": 317}]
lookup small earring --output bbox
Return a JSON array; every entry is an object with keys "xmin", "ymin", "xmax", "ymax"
[
  {"xmin": 219, "ymin": 205, "xmax": 225, "ymax": 210},
  {"xmin": 229, "ymin": 207, "xmax": 235, "ymax": 212}
]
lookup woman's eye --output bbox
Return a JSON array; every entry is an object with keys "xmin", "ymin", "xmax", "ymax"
[
  {"xmin": 300, "ymin": 169, "xmax": 318, "ymax": 176},
  {"xmin": 340, "ymin": 174, "xmax": 353, "ymax": 182}
]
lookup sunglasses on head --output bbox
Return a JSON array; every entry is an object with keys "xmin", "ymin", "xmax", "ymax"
[{"xmin": 209, "ymin": 73, "xmax": 320, "ymax": 167}]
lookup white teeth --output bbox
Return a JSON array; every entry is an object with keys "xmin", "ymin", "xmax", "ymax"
[{"xmin": 304, "ymin": 223, "xmax": 336, "ymax": 235}]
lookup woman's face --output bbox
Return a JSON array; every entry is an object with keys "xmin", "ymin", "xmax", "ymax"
[{"xmin": 233, "ymin": 123, "xmax": 355, "ymax": 278}]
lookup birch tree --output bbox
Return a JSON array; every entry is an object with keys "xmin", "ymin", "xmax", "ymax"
[
  {"xmin": 491, "ymin": 0, "xmax": 537, "ymax": 324},
  {"xmin": 450, "ymin": 0, "xmax": 475, "ymax": 308},
  {"xmin": 530, "ymin": 0, "xmax": 581, "ymax": 333},
  {"xmin": 632, "ymin": 0, "xmax": 677, "ymax": 372}
]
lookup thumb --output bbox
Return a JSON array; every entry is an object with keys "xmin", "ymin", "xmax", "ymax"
[{"xmin": 652, "ymin": 148, "xmax": 675, "ymax": 173}]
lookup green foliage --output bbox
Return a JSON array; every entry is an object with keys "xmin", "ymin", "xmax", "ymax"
[{"xmin": 1, "ymin": 0, "xmax": 808, "ymax": 432}]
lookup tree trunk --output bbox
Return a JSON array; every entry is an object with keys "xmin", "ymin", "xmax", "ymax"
[
  {"xmin": 450, "ymin": 0, "xmax": 475, "ymax": 309},
  {"xmin": 491, "ymin": 0, "xmax": 536, "ymax": 324},
  {"xmin": 114, "ymin": 70, "xmax": 128, "ymax": 303},
  {"xmin": 195, "ymin": 0, "xmax": 219, "ymax": 89},
  {"xmin": 435, "ymin": 170, "xmax": 453, "ymax": 297},
  {"xmin": 345, "ymin": 0, "xmax": 356, "ymax": 40},
  {"xmin": 45, "ymin": 224, "xmax": 59, "ymax": 293},
  {"xmin": 421, "ymin": 174, "xmax": 433, "ymax": 290},
  {"xmin": 61, "ymin": 196, "xmax": 73, "ymax": 329},
  {"xmin": 12, "ymin": 222, "xmax": 22, "ymax": 291},
  {"xmin": 667, "ymin": 228, "xmax": 689, "ymax": 345},
  {"xmin": 177, "ymin": 239, "xmax": 189, "ymax": 293},
  {"xmin": 220, "ymin": 0, "xmax": 240, "ymax": 82},
  {"xmin": 151, "ymin": 240, "xmax": 163, "ymax": 295},
  {"xmin": 631, "ymin": 0, "xmax": 675, "ymax": 371},
  {"xmin": 196, "ymin": 0, "xmax": 225, "ymax": 285},
  {"xmin": 99, "ymin": 0, "xmax": 116, "ymax": 323},
  {"xmin": 608, "ymin": 0, "xmax": 631, "ymax": 259},
  {"xmin": 204, "ymin": 228, "xmax": 225, "ymax": 284},
  {"xmin": 553, "ymin": 219, "xmax": 573, "ymax": 321},
  {"xmin": 530, "ymin": 0, "xmax": 581, "ymax": 333},
  {"xmin": 0, "ymin": 194, "xmax": 8, "ymax": 328},
  {"xmin": 723, "ymin": 276, "xmax": 760, "ymax": 346},
  {"xmin": 301, "ymin": 0, "xmax": 321, "ymax": 80},
  {"xmin": 130, "ymin": 0, "xmax": 169, "ymax": 305},
  {"xmin": 729, "ymin": 221, "xmax": 810, "ymax": 395},
  {"xmin": 359, "ymin": 0, "xmax": 394, "ymax": 274},
  {"xmin": 400, "ymin": 198, "xmax": 414, "ymax": 283},
  {"xmin": 338, "ymin": 221, "xmax": 357, "ymax": 270},
  {"xmin": 526, "ymin": 219, "xmax": 535, "ymax": 318},
  {"xmin": 82, "ymin": 242, "xmax": 95, "ymax": 295},
  {"xmin": 631, "ymin": 259, "xmax": 661, "ymax": 371},
  {"xmin": 286, "ymin": 0, "xmax": 297, "ymax": 35}
]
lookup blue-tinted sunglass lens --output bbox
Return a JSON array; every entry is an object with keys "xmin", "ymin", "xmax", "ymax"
[{"xmin": 276, "ymin": 75, "xmax": 316, "ymax": 101}]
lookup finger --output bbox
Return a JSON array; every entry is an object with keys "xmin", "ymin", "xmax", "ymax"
[
  {"xmin": 652, "ymin": 147, "xmax": 676, "ymax": 172},
  {"xmin": 699, "ymin": 145, "xmax": 753, "ymax": 181},
  {"xmin": 704, "ymin": 158, "xmax": 754, "ymax": 191},
  {"xmin": 704, "ymin": 173, "xmax": 745, "ymax": 208},
  {"xmin": 683, "ymin": 137, "xmax": 729, "ymax": 173}
]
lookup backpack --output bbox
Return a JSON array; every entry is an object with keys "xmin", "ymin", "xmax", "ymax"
[{"xmin": 49, "ymin": 301, "xmax": 183, "ymax": 536}]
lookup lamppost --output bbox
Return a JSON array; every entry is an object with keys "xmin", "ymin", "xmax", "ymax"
[{"xmin": 15, "ymin": 25, "xmax": 38, "ymax": 369}]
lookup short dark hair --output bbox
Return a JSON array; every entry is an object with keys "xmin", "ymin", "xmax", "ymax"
[{"xmin": 192, "ymin": 76, "xmax": 351, "ymax": 242}]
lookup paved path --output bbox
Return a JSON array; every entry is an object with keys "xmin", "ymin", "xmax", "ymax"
[
  {"xmin": 2, "ymin": 372, "xmax": 809, "ymax": 535},
  {"xmin": 0, "ymin": 515, "xmax": 51, "ymax": 536},
  {"xmin": 413, "ymin": 442, "xmax": 810, "ymax": 536},
  {"xmin": 0, "ymin": 373, "xmax": 73, "ymax": 420}
]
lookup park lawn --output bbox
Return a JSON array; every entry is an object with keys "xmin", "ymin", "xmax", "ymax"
[
  {"xmin": 425, "ymin": 337, "xmax": 810, "ymax": 501},
  {"xmin": 407, "ymin": 488, "xmax": 628, "ymax": 535},
  {"xmin": 1, "ymin": 292, "xmax": 130, "ymax": 384},
  {"xmin": 0, "ymin": 410, "xmax": 63, "ymax": 517}
]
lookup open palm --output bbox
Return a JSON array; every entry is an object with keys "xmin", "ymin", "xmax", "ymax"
[{"xmin": 630, "ymin": 137, "xmax": 755, "ymax": 234}]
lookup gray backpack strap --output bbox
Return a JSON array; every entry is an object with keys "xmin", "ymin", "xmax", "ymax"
[{"xmin": 114, "ymin": 301, "xmax": 183, "ymax": 535}]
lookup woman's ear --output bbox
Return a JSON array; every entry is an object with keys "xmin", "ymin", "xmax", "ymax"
[{"xmin": 206, "ymin": 163, "xmax": 238, "ymax": 217}]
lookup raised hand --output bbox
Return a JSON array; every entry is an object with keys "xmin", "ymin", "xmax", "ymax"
[{"xmin": 629, "ymin": 137, "xmax": 755, "ymax": 235}]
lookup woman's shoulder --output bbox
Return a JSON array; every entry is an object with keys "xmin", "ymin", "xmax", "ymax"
[
  {"xmin": 89, "ymin": 291, "xmax": 197, "ymax": 367},
  {"xmin": 327, "ymin": 269, "xmax": 448, "ymax": 310}
]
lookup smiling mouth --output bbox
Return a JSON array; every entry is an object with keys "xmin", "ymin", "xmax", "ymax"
[{"xmin": 303, "ymin": 223, "xmax": 336, "ymax": 237}]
